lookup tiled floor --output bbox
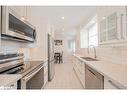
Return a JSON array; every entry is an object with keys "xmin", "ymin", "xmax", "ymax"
[{"xmin": 44, "ymin": 61, "xmax": 83, "ymax": 89}]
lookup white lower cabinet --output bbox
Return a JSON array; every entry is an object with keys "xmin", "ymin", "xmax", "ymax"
[
  {"xmin": 5, "ymin": 81, "xmax": 17, "ymax": 90},
  {"xmin": 44, "ymin": 72, "xmax": 48, "ymax": 86},
  {"xmin": 73, "ymin": 56, "xmax": 85, "ymax": 88},
  {"xmin": 42, "ymin": 63, "xmax": 48, "ymax": 88}
]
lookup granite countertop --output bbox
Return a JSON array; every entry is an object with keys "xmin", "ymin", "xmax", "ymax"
[
  {"xmin": 0, "ymin": 75, "xmax": 21, "ymax": 87},
  {"xmin": 73, "ymin": 54, "xmax": 127, "ymax": 89}
]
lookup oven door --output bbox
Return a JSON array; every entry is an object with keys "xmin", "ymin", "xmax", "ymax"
[
  {"xmin": 21, "ymin": 64, "xmax": 44, "ymax": 89},
  {"xmin": 1, "ymin": 6, "xmax": 36, "ymax": 42}
]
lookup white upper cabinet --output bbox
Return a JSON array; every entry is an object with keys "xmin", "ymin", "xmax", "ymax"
[
  {"xmin": 8, "ymin": 6, "xmax": 32, "ymax": 24},
  {"xmin": 97, "ymin": 6, "xmax": 127, "ymax": 46},
  {"xmin": 107, "ymin": 13, "xmax": 117, "ymax": 40},
  {"xmin": 8, "ymin": 6, "xmax": 22, "ymax": 17},
  {"xmin": 20, "ymin": 6, "xmax": 33, "ymax": 24},
  {"xmin": 99, "ymin": 18, "xmax": 107, "ymax": 42}
]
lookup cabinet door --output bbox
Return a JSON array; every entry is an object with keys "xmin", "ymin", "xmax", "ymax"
[
  {"xmin": 107, "ymin": 12, "xmax": 118, "ymax": 40},
  {"xmin": 99, "ymin": 18, "xmax": 107, "ymax": 42},
  {"xmin": 115, "ymin": 7, "xmax": 126, "ymax": 40},
  {"xmin": 9, "ymin": 6, "xmax": 22, "ymax": 17},
  {"xmin": 125, "ymin": 7, "xmax": 127, "ymax": 38},
  {"xmin": 73, "ymin": 57, "xmax": 85, "ymax": 88},
  {"xmin": 20, "ymin": 6, "xmax": 32, "ymax": 23},
  {"xmin": 13, "ymin": 6, "xmax": 32, "ymax": 24}
]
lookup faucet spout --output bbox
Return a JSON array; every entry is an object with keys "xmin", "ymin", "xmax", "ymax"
[{"xmin": 88, "ymin": 45, "xmax": 97, "ymax": 59}]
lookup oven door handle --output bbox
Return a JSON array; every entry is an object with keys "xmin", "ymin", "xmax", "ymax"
[{"xmin": 23, "ymin": 65, "xmax": 43, "ymax": 82}]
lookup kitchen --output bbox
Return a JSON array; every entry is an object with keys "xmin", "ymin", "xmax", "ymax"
[{"xmin": 1, "ymin": 5, "xmax": 127, "ymax": 91}]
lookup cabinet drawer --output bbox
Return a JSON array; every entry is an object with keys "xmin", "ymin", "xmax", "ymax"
[
  {"xmin": 104, "ymin": 76, "xmax": 124, "ymax": 89},
  {"xmin": 73, "ymin": 63, "xmax": 85, "ymax": 88}
]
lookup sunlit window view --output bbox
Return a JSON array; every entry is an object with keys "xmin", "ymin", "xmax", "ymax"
[
  {"xmin": 80, "ymin": 17, "xmax": 98, "ymax": 48},
  {"xmin": 88, "ymin": 23, "xmax": 98, "ymax": 47}
]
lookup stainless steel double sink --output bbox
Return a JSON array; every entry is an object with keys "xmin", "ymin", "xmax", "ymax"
[{"xmin": 80, "ymin": 57, "xmax": 99, "ymax": 61}]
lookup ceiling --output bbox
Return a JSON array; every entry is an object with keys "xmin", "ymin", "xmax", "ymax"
[{"xmin": 34, "ymin": 6, "xmax": 97, "ymax": 37}]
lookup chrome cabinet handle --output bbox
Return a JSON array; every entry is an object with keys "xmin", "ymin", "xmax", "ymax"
[{"xmin": 108, "ymin": 80, "xmax": 121, "ymax": 89}]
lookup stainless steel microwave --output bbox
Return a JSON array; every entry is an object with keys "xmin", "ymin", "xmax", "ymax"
[{"xmin": 1, "ymin": 6, "xmax": 36, "ymax": 42}]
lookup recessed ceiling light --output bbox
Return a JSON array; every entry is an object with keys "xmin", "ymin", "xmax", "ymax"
[
  {"xmin": 62, "ymin": 28, "xmax": 64, "ymax": 31},
  {"xmin": 102, "ymin": 17, "xmax": 106, "ymax": 19},
  {"xmin": 61, "ymin": 16, "xmax": 65, "ymax": 19}
]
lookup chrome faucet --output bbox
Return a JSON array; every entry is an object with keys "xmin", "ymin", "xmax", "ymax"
[{"xmin": 88, "ymin": 45, "xmax": 97, "ymax": 59}]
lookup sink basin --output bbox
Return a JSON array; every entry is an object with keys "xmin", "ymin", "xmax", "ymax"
[{"xmin": 80, "ymin": 57, "xmax": 98, "ymax": 61}]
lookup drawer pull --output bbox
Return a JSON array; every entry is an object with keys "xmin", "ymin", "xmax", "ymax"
[
  {"xmin": 108, "ymin": 80, "xmax": 120, "ymax": 89},
  {"xmin": 10, "ymin": 84, "xmax": 14, "ymax": 88}
]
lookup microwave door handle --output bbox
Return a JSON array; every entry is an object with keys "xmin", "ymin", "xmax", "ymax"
[{"xmin": 23, "ymin": 65, "xmax": 43, "ymax": 82}]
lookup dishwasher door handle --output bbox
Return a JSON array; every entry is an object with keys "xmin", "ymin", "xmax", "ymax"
[
  {"xmin": 88, "ymin": 68, "xmax": 96, "ymax": 75},
  {"xmin": 23, "ymin": 65, "xmax": 43, "ymax": 82}
]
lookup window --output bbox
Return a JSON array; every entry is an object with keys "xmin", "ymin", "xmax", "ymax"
[
  {"xmin": 88, "ymin": 23, "xmax": 98, "ymax": 46},
  {"xmin": 80, "ymin": 29, "xmax": 88, "ymax": 48},
  {"xmin": 68, "ymin": 40, "xmax": 76, "ymax": 52},
  {"xmin": 80, "ymin": 16, "xmax": 98, "ymax": 48}
]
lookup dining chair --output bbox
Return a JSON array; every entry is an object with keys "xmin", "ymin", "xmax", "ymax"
[{"xmin": 59, "ymin": 51, "xmax": 63, "ymax": 63}]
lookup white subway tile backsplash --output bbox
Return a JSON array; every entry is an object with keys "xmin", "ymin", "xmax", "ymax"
[{"xmin": 0, "ymin": 40, "xmax": 30, "ymax": 61}]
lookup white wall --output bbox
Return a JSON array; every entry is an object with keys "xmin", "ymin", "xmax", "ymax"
[
  {"xmin": 28, "ymin": 7, "xmax": 55, "ymax": 61},
  {"xmin": 28, "ymin": 7, "xmax": 46, "ymax": 61}
]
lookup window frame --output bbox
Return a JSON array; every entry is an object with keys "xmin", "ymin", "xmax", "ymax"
[{"xmin": 80, "ymin": 16, "xmax": 98, "ymax": 48}]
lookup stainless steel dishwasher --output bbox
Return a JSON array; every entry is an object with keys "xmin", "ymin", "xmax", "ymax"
[{"xmin": 85, "ymin": 64, "xmax": 104, "ymax": 89}]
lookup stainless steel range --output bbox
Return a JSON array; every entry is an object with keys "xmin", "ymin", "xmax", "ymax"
[{"xmin": 0, "ymin": 53, "xmax": 45, "ymax": 89}]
